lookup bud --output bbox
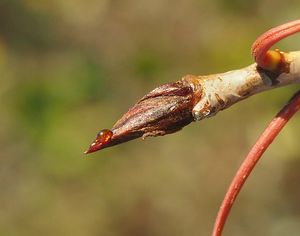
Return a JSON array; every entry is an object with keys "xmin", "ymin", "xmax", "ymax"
[{"xmin": 85, "ymin": 75, "xmax": 202, "ymax": 153}]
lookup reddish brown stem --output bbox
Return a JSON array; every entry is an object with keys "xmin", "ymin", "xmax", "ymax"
[
  {"xmin": 251, "ymin": 19, "xmax": 300, "ymax": 70},
  {"xmin": 212, "ymin": 89, "xmax": 300, "ymax": 236}
]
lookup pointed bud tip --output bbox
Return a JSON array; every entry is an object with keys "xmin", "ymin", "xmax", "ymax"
[
  {"xmin": 83, "ymin": 149, "xmax": 92, "ymax": 154},
  {"xmin": 85, "ymin": 129, "xmax": 114, "ymax": 154}
]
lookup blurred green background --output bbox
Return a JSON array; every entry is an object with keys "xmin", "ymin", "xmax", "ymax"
[{"xmin": 1, "ymin": 0, "xmax": 300, "ymax": 235}]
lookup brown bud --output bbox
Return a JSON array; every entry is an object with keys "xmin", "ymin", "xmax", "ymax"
[{"xmin": 85, "ymin": 75, "xmax": 202, "ymax": 153}]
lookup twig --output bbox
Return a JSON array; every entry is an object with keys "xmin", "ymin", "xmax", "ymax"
[
  {"xmin": 212, "ymin": 89, "xmax": 300, "ymax": 236},
  {"xmin": 85, "ymin": 18, "xmax": 300, "ymax": 236},
  {"xmin": 85, "ymin": 51, "xmax": 300, "ymax": 153},
  {"xmin": 85, "ymin": 18, "xmax": 300, "ymax": 153}
]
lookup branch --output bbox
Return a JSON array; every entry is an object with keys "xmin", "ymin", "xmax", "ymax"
[
  {"xmin": 211, "ymin": 89, "xmax": 300, "ymax": 236},
  {"xmin": 85, "ymin": 18, "xmax": 300, "ymax": 236},
  {"xmin": 85, "ymin": 50, "xmax": 300, "ymax": 153}
]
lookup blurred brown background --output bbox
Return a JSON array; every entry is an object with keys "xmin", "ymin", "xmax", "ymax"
[{"xmin": 1, "ymin": 0, "xmax": 300, "ymax": 235}]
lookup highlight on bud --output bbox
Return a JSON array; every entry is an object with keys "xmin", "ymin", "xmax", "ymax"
[
  {"xmin": 84, "ymin": 129, "xmax": 113, "ymax": 154},
  {"xmin": 85, "ymin": 76, "xmax": 202, "ymax": 154}
]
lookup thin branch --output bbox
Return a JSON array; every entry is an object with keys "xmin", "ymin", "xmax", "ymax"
[
  {"xmin": 212, "ymin": 89, "xmax": 300, "ymax": 236},
  {"xmin": 85, "ymin": 51, "xmax": 300, "ymax": 153},
  {"xmin": 85, "ymin": 18, "xmax": 300, "ymax": 236}
]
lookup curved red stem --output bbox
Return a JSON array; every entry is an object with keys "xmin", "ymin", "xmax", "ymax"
[
  {"xmin": 213, "ymin": 20, "xmax": 300, "ymax": 235},
  {"xmin": 212, "ymin": 90, "xmax": 300, "ymax": 236},
  {"xmin": 251, "ymin": 19, "xmax": 300, "ymax": 69}
]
